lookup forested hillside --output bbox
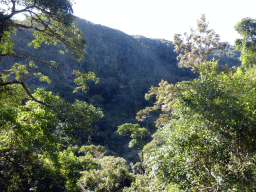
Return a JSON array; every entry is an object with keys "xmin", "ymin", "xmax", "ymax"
[
  {"xmin": 1, "ymin": 16, "xmax": 240, "ymax": 158},
  {"xmin": 3, "ymin": 1, "xmax": 256, "ymax": 191}
]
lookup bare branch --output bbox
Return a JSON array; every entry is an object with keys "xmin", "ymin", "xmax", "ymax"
[{"xmin": 7, "ymin": 4, "xmax": 36, "ymax": 19}]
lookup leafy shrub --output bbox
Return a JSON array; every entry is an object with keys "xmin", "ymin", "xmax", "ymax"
[
  {"xmin": 78, "ymin": 156, "xmax": 135, "ymax": 191},
  {"xmin": 123, "ymin": 173, "xmax": 166, "ymax": 192}
]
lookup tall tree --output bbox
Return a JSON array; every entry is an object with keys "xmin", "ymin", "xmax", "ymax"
[
  {"xmin": 117, "ymin": 123, "xmax": 150, "ymax": 174},
  {"xmin": 235, "ymin": 17, "xmax": 256, "ymax": 68},
  {"xmin": 173, "ymin": 14, "xmax": 228, "ymax": 70},
  {"xmin": 137, "ymin": 14, "xmax": 229, "ymax": 126}
]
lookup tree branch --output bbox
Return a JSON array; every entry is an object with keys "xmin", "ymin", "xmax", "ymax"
[
  {"xmin": 12, "ymin": 19, "xmax": 73, "ymax": 50},
  {"xmin": 11, "ymin": 23, "xmax": 46, "ymax": 32},
  {"xmin": 11, "ymin": 0, "xmax": 16, "ymax": 14},
  {"xmin": 0, "ymin": 52, "xmax": 73, "ymax": 78},
  {"xmin": 0, "ymin": 80, "xmax": 52, "ymax": 108},
  {"xmin": 7, "ymin": 4, "xmax": 36, "ymax": 20}
]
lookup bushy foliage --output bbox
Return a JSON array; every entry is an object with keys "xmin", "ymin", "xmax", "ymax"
[
  {"xmin": 0, "ymin": 87, "xmax": 103, "ymax": 191},
  {"xmin": 123, "ymin": 173, "xmax": 166, "ymax": 192},
  {"xmin": 117, "ymin": 123, "xmax": 150, "ymax": 151},
  {"xmin": 56, "ymin": 150, "xmax": 99, "ymax": 191},
  {"xmin": 139, "ymin": 60, "xmax": 256, "ymax": 191},
  {"xmin": 78, "ymin": 156, "xmax": 135, "ymax": 192}
]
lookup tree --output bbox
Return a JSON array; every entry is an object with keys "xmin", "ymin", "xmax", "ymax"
[
  {"xmin": 136, "ymin": 15, "xmax": 256, "ymax": 191},
  {"xmin": 137, "ymin": 14, "xmax": 229, "ymax": 127},
  {"xmin": 173, "ymin": 14, "xmax": 228, "ymax": 70},
  {"xmin": 139, "ymin": 60, "xmax": 256, "ymax": 191},
  {"xmin": 0, "ymin": 0, "xmax": 99, "ymax": 108},
  {"xmin": 117, "ymin": 123, "xmax": 150, "ymax": 174},
  {"xmin": 117, "ymin": 123, "xmax": 150, "ymax": 151},
  {"xmin": 235, "ymin": 17, "xmax": 256, "ymax": 68},
  {"xmin": 78, "ymin": 156, "xmax": 135, "ymax": 191},
  {"xmin": 0, "ymin": 1, "xmax": 104, "ymax": 190},
  {"xmin": 0, "ymin": 0, "xmax": 85, "ymax": 55},
  {"xmin": 0, "ymin": 0, "xmax": 102, "ymax": 140},
  {"xmin": 0, "ymin": 88, "xmax": 103, "ymax": 191}
]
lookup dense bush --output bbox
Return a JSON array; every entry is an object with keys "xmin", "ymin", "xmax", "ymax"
[{"xmin": 78, "ymin": 156, "xmax": 135, "ymax": 191}]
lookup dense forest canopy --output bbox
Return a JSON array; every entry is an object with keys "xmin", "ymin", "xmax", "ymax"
[{"xmin": 1, "ymin": 1, "xmax": 256, "ymax": 191}]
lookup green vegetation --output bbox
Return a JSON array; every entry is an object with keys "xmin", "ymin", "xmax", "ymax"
[
  {"xmin": 135, "ymin": 15, "xmax": 256, "ymax": 191},
  {"xmin": 173, "ymin": 14, "xmax": 228, "ymax": 69},
  {"xmin": 1, "ymin": 1, "xmax": 255, "ymax": 191},
  {"xmin": 235, "ymin": 17, "xmax": 256, "ymax": 68},
  {"xmin": 139, "ymin": 61, "xmax": 256, "ymax": 191},
  {"xmin": 0, "ymin": 0, "xmax": 102, "ymax": 191}
]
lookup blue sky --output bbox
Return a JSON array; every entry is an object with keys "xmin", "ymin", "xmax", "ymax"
[{"xmin": 72, "ymin": 0, "xmax": 256, "ymax": 45}]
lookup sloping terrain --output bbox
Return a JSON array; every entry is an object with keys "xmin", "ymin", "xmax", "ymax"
[{"xmin": 2, "ymin": 17, "xmax": 240, "ymax": 159}]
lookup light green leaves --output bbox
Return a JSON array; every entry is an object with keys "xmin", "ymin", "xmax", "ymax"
[
  {"xmin": 73, "ymin": 70, "xmax": 100, "ymax": 93},
  {"xmin": 78, "ymin": 156, "xmax": 134, "ymax": 192},
  {"xmin": 34, "ymin": 72, "xmax": 51, "ymax": 84},
  {"xmin": 117, "ymin": 123, "xmax": 150, "ymax": 139},
  {"xmin": 0, "ymin": 26, "xmax": 15, "ymax": 54},
  {"xmin": 25, "ymin": 14, "xmax": 86, "ymax": 61},
  {"xmin": 117, "ymin": 123, "xmax": 150, "ymax": 151},
  {"xmin": 136, "ymin": 81, "xmax": 176, "ymax": 127},
  {"xmin": 144, "ymin": 93, "xmax": 150, "ymax": 100}
]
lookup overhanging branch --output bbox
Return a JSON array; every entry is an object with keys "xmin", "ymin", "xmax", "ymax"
[
  {"xmin": 0, "ymin": 80, "xmax": 52, "ymax": 108},
  {"xmin": 0, "ymin": 52, "xmax": 74, "ymax": 78}
]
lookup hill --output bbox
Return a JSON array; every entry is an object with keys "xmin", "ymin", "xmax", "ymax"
[{"xmin": 1, "ymin": 17, "xmax": 241, "ymax": 159}]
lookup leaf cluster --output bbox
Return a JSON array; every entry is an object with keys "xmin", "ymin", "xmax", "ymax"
[{"xmin": 117, "ymin": 123, "xmax": 150, "ymax": 151}]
